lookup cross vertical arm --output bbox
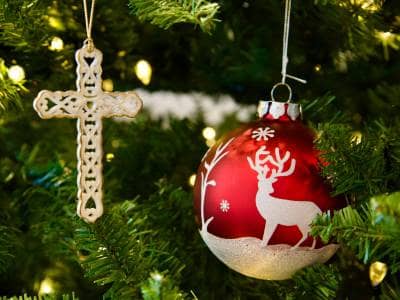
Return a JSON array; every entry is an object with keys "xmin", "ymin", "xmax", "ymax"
[{"xmin": 77, "ymin": 102, "xmax": 104, "ymax": 222}]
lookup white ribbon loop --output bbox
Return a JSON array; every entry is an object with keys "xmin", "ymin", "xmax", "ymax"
[
  {"xmin": 83, "ymin": 0, "xmax": 96, "ymax": 51},
  {"xmin": 279, "ymin": 0, "xmax": 306, "ymax": 87}
]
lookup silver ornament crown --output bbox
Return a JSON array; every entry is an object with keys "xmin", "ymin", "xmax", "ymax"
[{"xmin": 257, "ymin": 100, "xmax": 302, "ymax": 121}]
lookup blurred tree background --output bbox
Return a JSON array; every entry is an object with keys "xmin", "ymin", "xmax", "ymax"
[{"xmin": 0, "ymin": 0, "xmax": 400, "ymax": 299}]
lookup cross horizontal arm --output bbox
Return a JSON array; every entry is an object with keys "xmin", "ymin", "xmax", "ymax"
[
  {"xmin": 102, "ymin": 92, "xmax": 143, "ymax": 118},
  {"xmin": 34, "ymin": 90, "xmax": 84, "ymax": 119}
]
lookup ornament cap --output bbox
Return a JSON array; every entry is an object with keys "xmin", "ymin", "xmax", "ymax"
[{"xmin": 257, "ymin": 101, "xmax": 302, "ymax": 121}]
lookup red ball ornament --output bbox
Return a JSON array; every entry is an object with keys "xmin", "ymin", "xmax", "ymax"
[{"xmin": 193, "ymin": 100, "xmax": 344, "ymax": 280}]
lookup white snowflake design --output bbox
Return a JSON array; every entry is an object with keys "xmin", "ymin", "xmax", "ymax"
[
  {"xmin": 251, "ymin": 127, "xmax": 275, "ymax": 141},
  {"xmin": 219, "ymin": 199, "xmax": 230, "ymax": 213}
]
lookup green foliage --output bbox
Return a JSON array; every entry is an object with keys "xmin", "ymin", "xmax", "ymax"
[
  {"xmin": 316, "ymin": 121, "xmax": 400, "ymax": 198},
  {"xmin": 0, "ymin": 225, "xmax": 19, "ymax": 274},
  {"xmin": 312, "ymin": 195, "xmax": 400, "ymax": 271},
  {"xmin": 0, "ymin": 0, "xmax": 51, "ymax": 49},
  {"xmin": 74, "ymin": 198, "xmax": 185, "ymax": 298},
  {"xmin": 381, "ymin": 278, "xmax": 400, "ymax": 300},
  {"xmin": 0, "ymin": 59, "xmax": 25, "ymax": 113},
  {"xmin": 0, "ymin": 294, "xmax": 78, "ymax": 300},
  {"xmin": 289, "ymin": 264, "xmax": 342, "ymax": 300},
  {"xmin": 308, "ymin": 0, "xmax": 385, "ymax": 63},
  {"xmin": 0, "ymin": 0, "xmax": 400, "ymax": 298},
  {"xmin": 128, "ymin": 0, "xmax": 220, "ymax": 33},
  {"xmin": 301, "ymin": 93, "xmax": 347, "ymax": 124},
  {"xmin": 140, "ymin": 272, "xmax": 186, "ymax": 300},
  {"xmin": 367, "ymin": 83, "xmax": 400, "ymax": 118},
  {"xmin": 106, "ymin": 116, "xmax": 207, "ymax": 199}
]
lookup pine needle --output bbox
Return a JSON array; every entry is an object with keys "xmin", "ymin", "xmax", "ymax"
[
  {"xmin": 128, "ymin": 0, "xmax": 220, "ymax": 33},
  {"xmin": 312, "ymin": 195, "xmax": 400, "ymax": 272}
]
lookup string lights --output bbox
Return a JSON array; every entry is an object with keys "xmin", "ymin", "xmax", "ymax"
[
  {"xmin": 134, "ymin": 59, "xmax": 152, "ymax": 85},
  {"xmin": 49, "ymin": 36, "xmax": 64, "ymax": 51},
  {"xmin": 7, "ymin": 65, "xmax": 25, "ymax": 83}
]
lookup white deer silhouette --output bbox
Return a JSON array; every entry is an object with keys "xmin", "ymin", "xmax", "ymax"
[{"xmin": 247, "ymin": 146, "xmax": 322, "ymax": 249}]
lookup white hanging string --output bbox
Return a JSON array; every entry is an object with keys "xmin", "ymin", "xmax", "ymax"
[
  {"xmin": 83, "ymin": 0, "xmax": 96, "ymax": 50},
  {"xmin": 280, "ymin": 0, "xmax": 306, "ymax": 85}
]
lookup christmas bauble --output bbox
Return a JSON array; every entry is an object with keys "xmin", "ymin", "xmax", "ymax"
[{"xmin": 193, "ymin": 100, "xmax": 344, "ymax": 280}]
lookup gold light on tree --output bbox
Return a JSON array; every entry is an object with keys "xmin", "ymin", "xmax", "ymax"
[
  {"xmin": 202, "ymin": 126, "xmax": 216, "ymax": 147},
  {"xmin": 369, "ymin": 261, "xmax": 388, "ymax": 287},
  {"xmin": 375, "ymin": 31, "xmax": 400, "ymax": 60},
  {"xmin": 188, "ymin": 174, "xmax": 197, "ymax": 187},
  {"xmin": 339, "ymin": 0, "xmax": 382, "ymax": 11},
  {"xmin": 102, "ymin": 79, "xmax": 114, "ymax": 92},
  {"xmin": 49, "ymin": 36, "xmax": 64, "ymax": 51},
  {"xmin": 134, "ymin": 59, "xmax": 152, "ymax": 85},
  {"xmin": 38, "ymin": 277, "xmax": 55, "ymax": 296},
  {"xmin": 353, "ymin": 0, "xmax": 382, "ymax": 11},
  {"xmin": 8, "ymin": 65, "xmax": 25, "ymax": 83}
]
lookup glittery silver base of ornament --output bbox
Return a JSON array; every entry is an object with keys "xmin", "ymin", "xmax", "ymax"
[{"xmin": 200, "ymin": 229, "xmax": 339, "ymax": 280}]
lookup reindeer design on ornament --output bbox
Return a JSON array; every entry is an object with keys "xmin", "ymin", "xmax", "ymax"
[{"xmin": 247, "ymin": 146, "xmax": 322, "ymax": 249}]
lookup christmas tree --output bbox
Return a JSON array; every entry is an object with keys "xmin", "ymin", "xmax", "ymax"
[{"xmin": 0, "ymin": 0, "xmax": 400, "ymax": 299}]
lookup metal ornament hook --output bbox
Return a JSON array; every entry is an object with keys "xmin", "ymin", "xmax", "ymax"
[
  {"xmin": 83, "ymin": 38, "xmax": 95, "ymax": 52},
  {"xmin": 270, "ymin": 82, "xmax": 292, "ymax": 103}
]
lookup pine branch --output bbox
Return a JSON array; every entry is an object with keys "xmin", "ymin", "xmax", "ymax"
[
  {"xmin": 140, "ymin": 271, "xmax": 187, "ymax": 300},
  {"xmin": 367, "ymin": 83, "xmax": 400, "ymax": 118},
  {"xmin": 0, "ymin": 59, "xmax": 25, "ymax": 113},
  {"xmin": 128, "ymin": 0, "xmax": 220, "ymax": 33},
  {"xmin": 316, "ymin": 122, "xmax": 400, "ymax": 198},
  {"xmin": 301, "ymin": 93, "xmax": 348, "ymax": 124},
  {"xmin": 0, "ymin": 225, "xmax": 20, "ymax": 274},
  {"xmin": 315, "ymin": 0, "xmax": 382, "ymax": 11},
  {"xmin": 370, "ymin": 192, "xmax": 400, "ymax": 218},
  {"xmin": 74, "ymin": 201, "xmax": 184, "ymax": 298},
  {"xmin": 0, "ymin": 293, "xmax": 78, "ymax": 300},
  {"xmin": 289, "ymin": 264, "xmax": 342, "ymax": 300},
  {"xmin": 0, "ymin": 0, "xmax": 51, "ymax": 49},
  {"xmin": 311, "ymin": 195, "xmax": 400, "ymax": 272},
  {"xmin": 313, "ymin": 0, "xmax": 383, "ymax": 59},
  {"xmin": 381, "ymin": 277, "xmax": 400, "ymax": 300}
]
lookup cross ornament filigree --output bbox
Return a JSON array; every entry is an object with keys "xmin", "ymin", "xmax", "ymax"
[{"xmin": 33, "ymin": 43, "xmax": 142, "ymax": 223}]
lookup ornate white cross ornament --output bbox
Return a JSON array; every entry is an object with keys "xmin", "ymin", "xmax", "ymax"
[{"xmin": 33, "ymin": 43, "xmax": 142, "ymax": 223}]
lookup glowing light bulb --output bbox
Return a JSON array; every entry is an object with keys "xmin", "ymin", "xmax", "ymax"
[
  {"xmin": 351, "ymin": 131, "xmax": 362, "ymax": 144},
  {"xmin": 38, "ymin": 278, "xmax": 54, "ymax": 295},
  {"xmin": 356, "ymin": 0, "xmax": 381, "ymax": 12},
  {"xmin": 102, "ymin": 79, "xmax": 114, "ymax": 92},
  {"xmin": 7, "ymin": 65, "xmax": 25, "ymax": 83},
  {"xmin": 106, "ymin": 153, "xmax": 115, "ymax": 162},
  {"xmin": 48, "ymin": 17, "xmax": 65, "ymax": 31},
  {"xmin": 314, "ymin": 64, "xmax": 322, "ymax": 73},
  {"xmin": 49, "ymin": 36, "xmax": 64, "ymax": 51},
  {"xmin": 118, "ymin": 50, "xmax": 127, "ymax": 57},
  {"xmin": 188, "ymin": 174, "xmax": 196, "ymax": 187},
  {"xmin": 112, "ymin": 139, "xmax": 121, "ymax": 148},
  {"xmin": 378, "ymin": 31, "xmax": 394, "ymax": 41},
  {"xmin": 227, "ymin": 29, "xmax": 235, "ymax": 41},
  {"xmin": 369, "ymin": 261, "xmax": 388, "ymax": 287},
  {"xmin": 134, "ymin": 59, "xmax": 152, "ymax": 85},
  {"xmin": 375, "ymin": 31, "xmax": 398, "ymax": 60},
  {"xmin": 202, "ymin": 127, "xmax": 216, "ymax": 140},
  {"xmin": 151, "ymin": 272, "xmax": 163, "ymax": 282}
]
